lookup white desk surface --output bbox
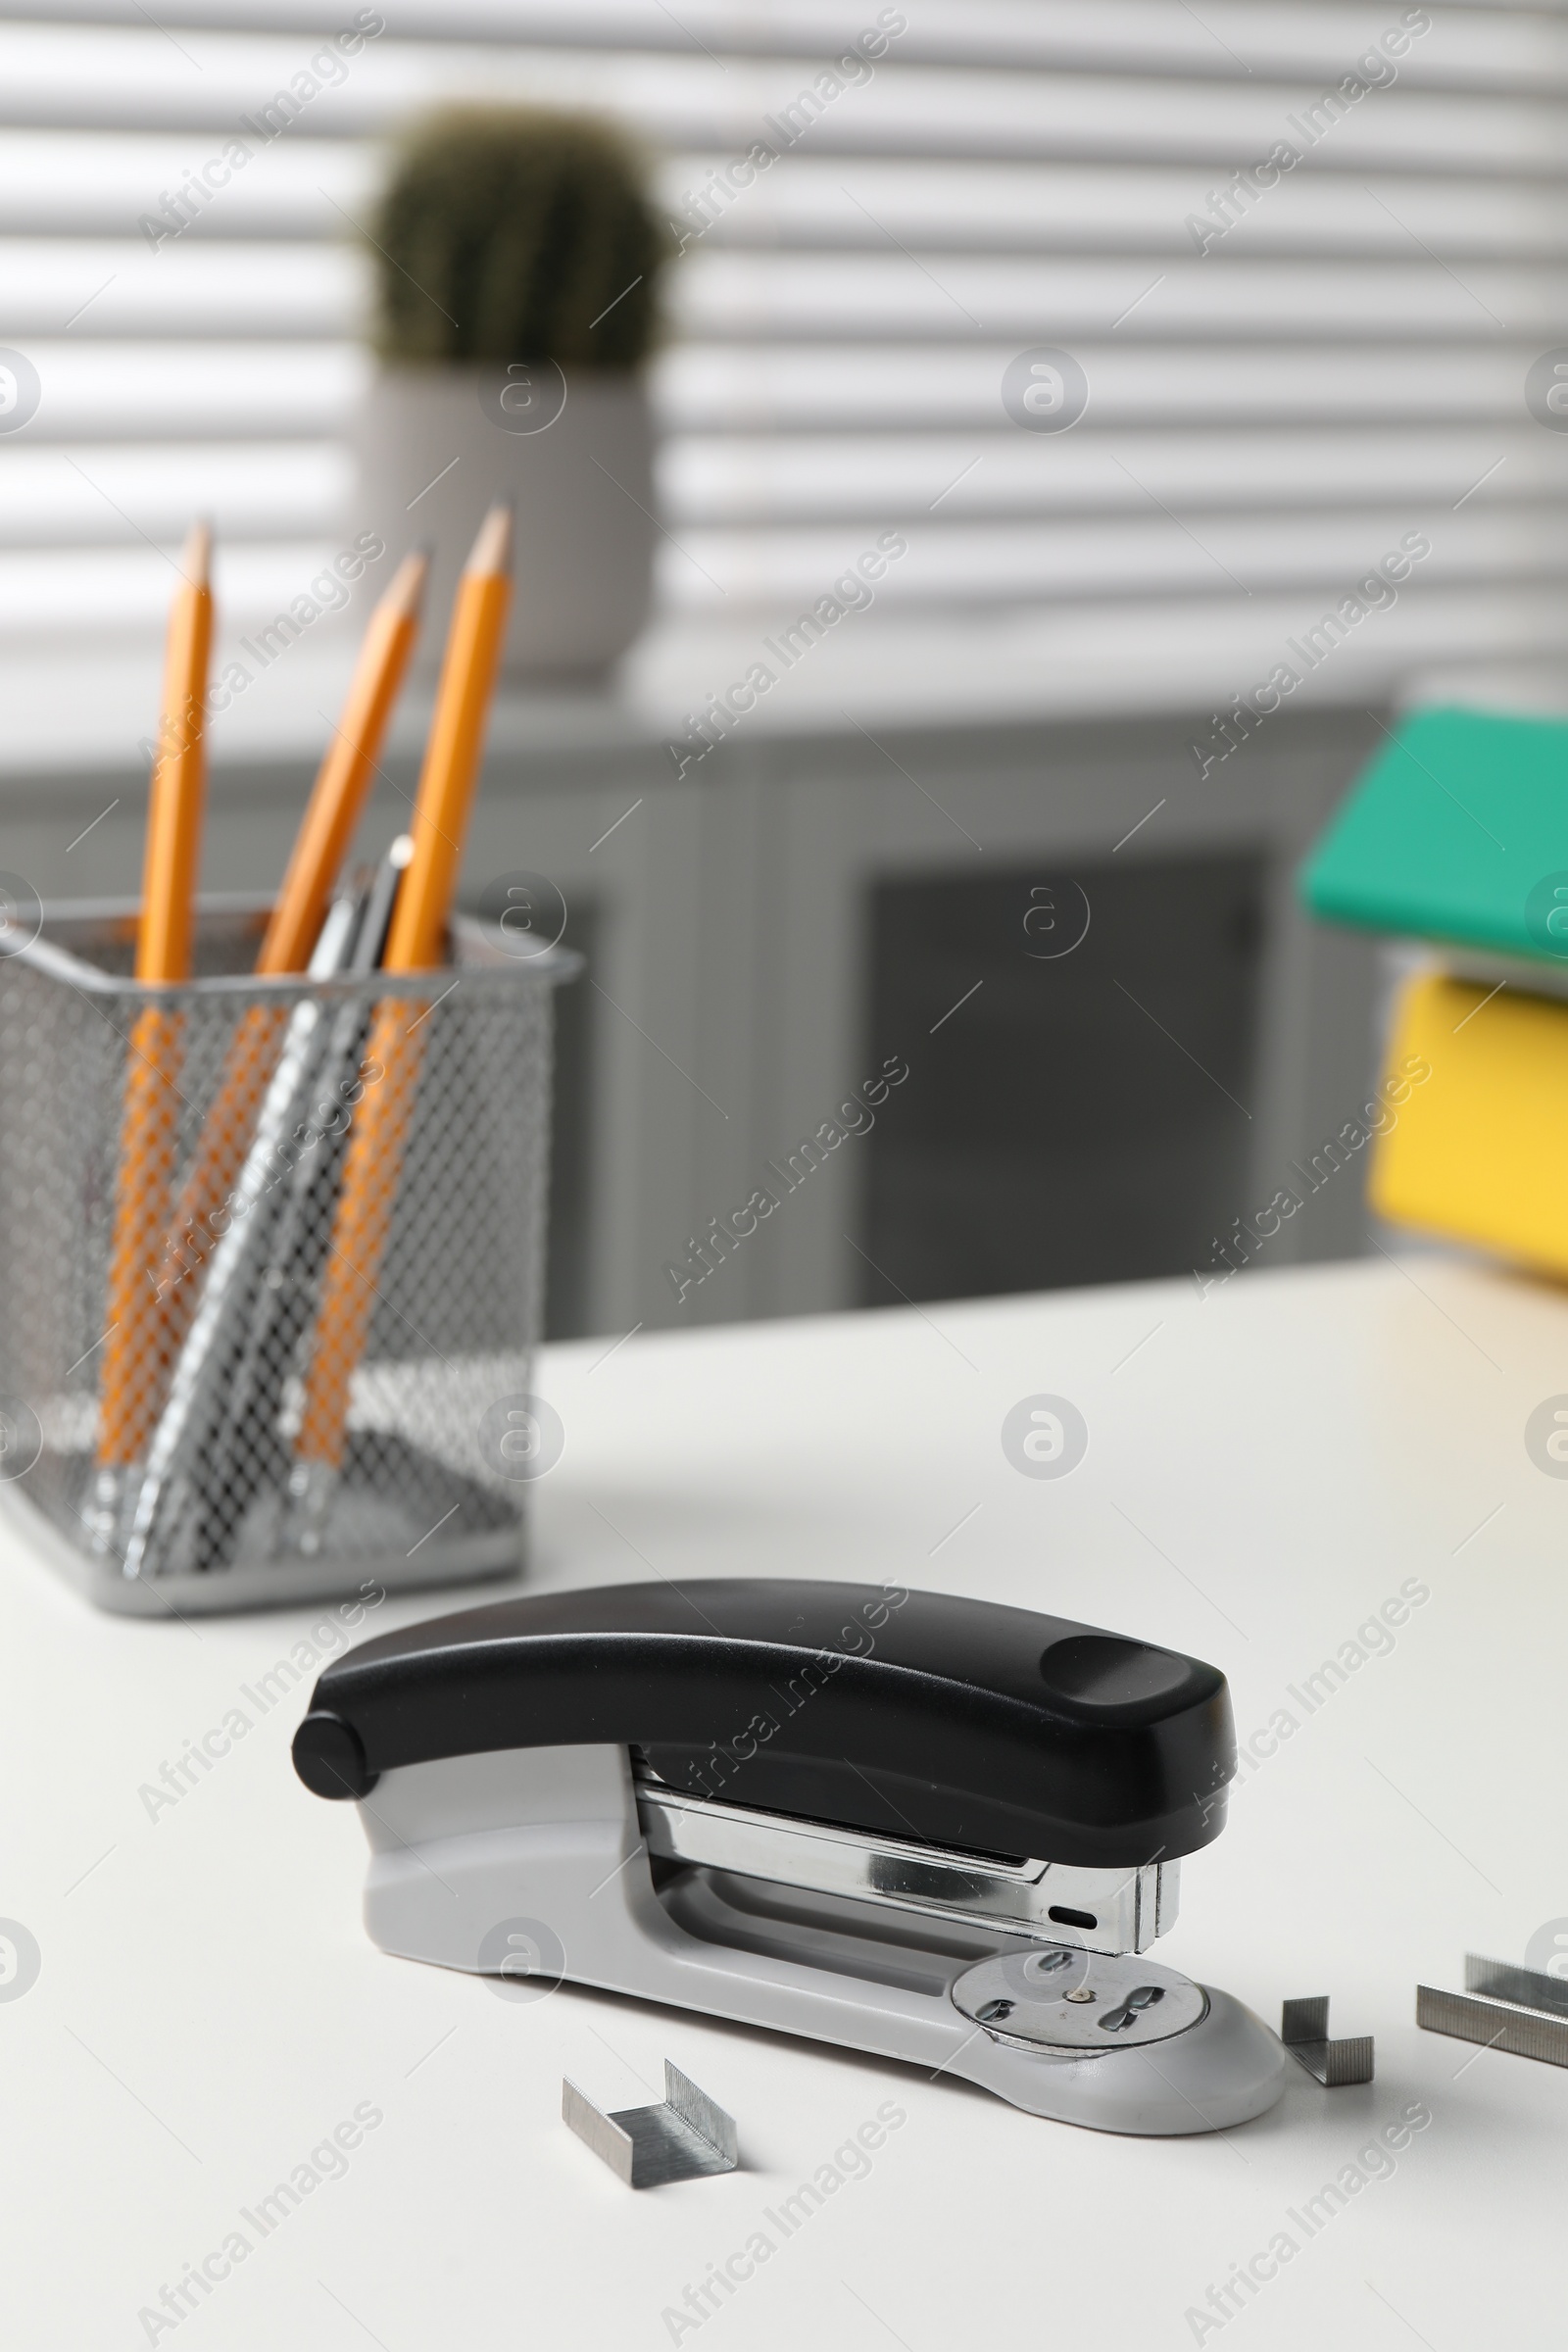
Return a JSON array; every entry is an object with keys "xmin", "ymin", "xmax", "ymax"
[{"xmin": 3, "ymin": 1254, "xmax": 1564, "ymax": 2348}]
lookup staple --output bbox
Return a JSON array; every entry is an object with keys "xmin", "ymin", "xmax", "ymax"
[
  {"xmin": 1281, "ymin": 1994, "xmax": 1374, "ymax": 2086},
  {"xmin": 563, "ymin": 2063, "xmax": 739, "ymax": 2189}
]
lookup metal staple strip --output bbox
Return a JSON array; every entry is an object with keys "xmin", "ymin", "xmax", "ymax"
[
  {"xmin": 1416, "ymin": 1985, "xmax": 1568, "ymax": 2068},
  {"xmin": 1463, "ymin": 1954, "xmax": 1568, "ymax": 2020}
]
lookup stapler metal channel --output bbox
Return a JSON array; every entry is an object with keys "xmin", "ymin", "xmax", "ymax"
[{"xmin": 292, "ymin": 1580, "xmax": 1285, "ymax": 2135}]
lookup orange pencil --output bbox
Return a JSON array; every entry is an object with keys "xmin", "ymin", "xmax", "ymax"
[
  {"xmin": 261, "ymin": 547, "xmax": 430, "ymax": 978},
  {"xmin": 291, "ymin": 506, "xmax": 513, "ymax": 1506},
  {"xmin": 158, "ymin": 551, "xmax": 428, "ymax": 1313},
  {"xmin": 94, "ymin": 520, "xmax": 214, "ymax": 1511}
]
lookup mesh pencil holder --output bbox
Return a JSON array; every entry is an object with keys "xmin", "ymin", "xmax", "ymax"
[{"xmin": 0, "ymin": 895, "xmax": 579, "ymax": 1615}]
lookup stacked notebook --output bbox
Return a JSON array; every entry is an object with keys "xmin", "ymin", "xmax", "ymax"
[{"xmin": 1301, "ymin": 706, "xmax": 1568, "ymax": 1278}]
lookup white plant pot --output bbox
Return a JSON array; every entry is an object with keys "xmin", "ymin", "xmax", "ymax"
[{"xmin": 354, "ymin": 367, "xmax": 657, "ymax": 684}]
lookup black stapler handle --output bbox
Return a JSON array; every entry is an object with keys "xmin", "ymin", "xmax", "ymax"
[{"xmin": 293, "ymin": 1579, "xmax": 1233, "ymax": 1869}]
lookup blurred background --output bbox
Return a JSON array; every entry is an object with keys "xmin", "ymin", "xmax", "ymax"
[{"xmin": 2, "ymin": 0, "xmax": 1565, "ymax": 1339}]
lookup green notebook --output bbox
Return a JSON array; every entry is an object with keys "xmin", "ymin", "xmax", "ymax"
[{"xmin": 1300, "ymin": 707, "xmax": 1568, "ymax": 963}]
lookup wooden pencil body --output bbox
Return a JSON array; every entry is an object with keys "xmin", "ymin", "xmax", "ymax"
[{"xmin": 98, "ymin": 544, "xmax": 212, "ymax": 1472}]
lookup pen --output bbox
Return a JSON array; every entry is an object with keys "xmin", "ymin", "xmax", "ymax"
[
  {"xmin": 120, "ymin": 877, "xmax": 370, "ymax": 1579},
  {"xmin": 178, "ymin": 833, "xmax": 416, "ymax": 1575}
]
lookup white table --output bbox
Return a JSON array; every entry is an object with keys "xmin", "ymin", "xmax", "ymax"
[{"xmin": 3, "ymin": 1256, "xmax": 1564, "ymax": 2348}]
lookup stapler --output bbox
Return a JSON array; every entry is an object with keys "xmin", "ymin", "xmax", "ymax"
[{"xmin": 292, "ymin": 1579, "xmax": 1285, "ymax": 2135}]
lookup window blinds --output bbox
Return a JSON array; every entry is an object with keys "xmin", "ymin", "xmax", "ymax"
[{"xmin": 2, "ymin": 0, "xmax": 1566, "ymax": 729}]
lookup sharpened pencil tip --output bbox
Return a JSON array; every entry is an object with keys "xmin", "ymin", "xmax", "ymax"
[
  {"xmin": 464, "ymin": 501, "xmax": 514, "ymax": 578},
  {"xmin": 384, "ymin": 547, "xmax": 431, "ymax": 617},
  {"xmin": 180, "ymin": 517, "xmax": 212, "ymax": 587}
]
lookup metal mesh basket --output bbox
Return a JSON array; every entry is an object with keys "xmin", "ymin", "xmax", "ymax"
[{"xmin": 0, "ymin": 896, "xmax": 578, "ymax": 1615}]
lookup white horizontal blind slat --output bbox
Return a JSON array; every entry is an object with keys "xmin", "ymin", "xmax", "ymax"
[{"xmin": 15, "ymin": 2, "xmax": 1568, "ymax": 88}]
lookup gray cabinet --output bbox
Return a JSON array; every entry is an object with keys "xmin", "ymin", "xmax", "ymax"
[{"xmin": 9, "ymin": 698, "xmax": 1383, "ymax": 1340}]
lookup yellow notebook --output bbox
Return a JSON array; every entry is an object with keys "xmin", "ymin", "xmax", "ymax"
[{"xmin": 1372, "ymin": 971, "xmax": 1568, "ymax": 1276}]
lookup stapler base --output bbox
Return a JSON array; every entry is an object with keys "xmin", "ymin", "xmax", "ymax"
[{"xmin": 354, "ymin": 1743, "xmax": 1286, "ymax": 2137}]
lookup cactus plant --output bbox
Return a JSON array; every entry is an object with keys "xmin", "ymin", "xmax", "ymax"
[{"xmin": 370, "ymin": 106, "xmax": 663, "ymax": 369}]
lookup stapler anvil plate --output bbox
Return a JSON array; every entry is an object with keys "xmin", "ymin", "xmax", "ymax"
[{"xmin": 292, "ymin": 1580, "xmax": 1285, "ymax": 2135}]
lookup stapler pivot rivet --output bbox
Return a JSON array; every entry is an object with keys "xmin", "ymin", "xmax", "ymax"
[
  {"xmin": 953, "ymin": 1948, "xmax": 1207, "ymax": 2051},
  {"xmin": 292, "ymin": 1579, "xmax": 1286, "ymax": 2136}
]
